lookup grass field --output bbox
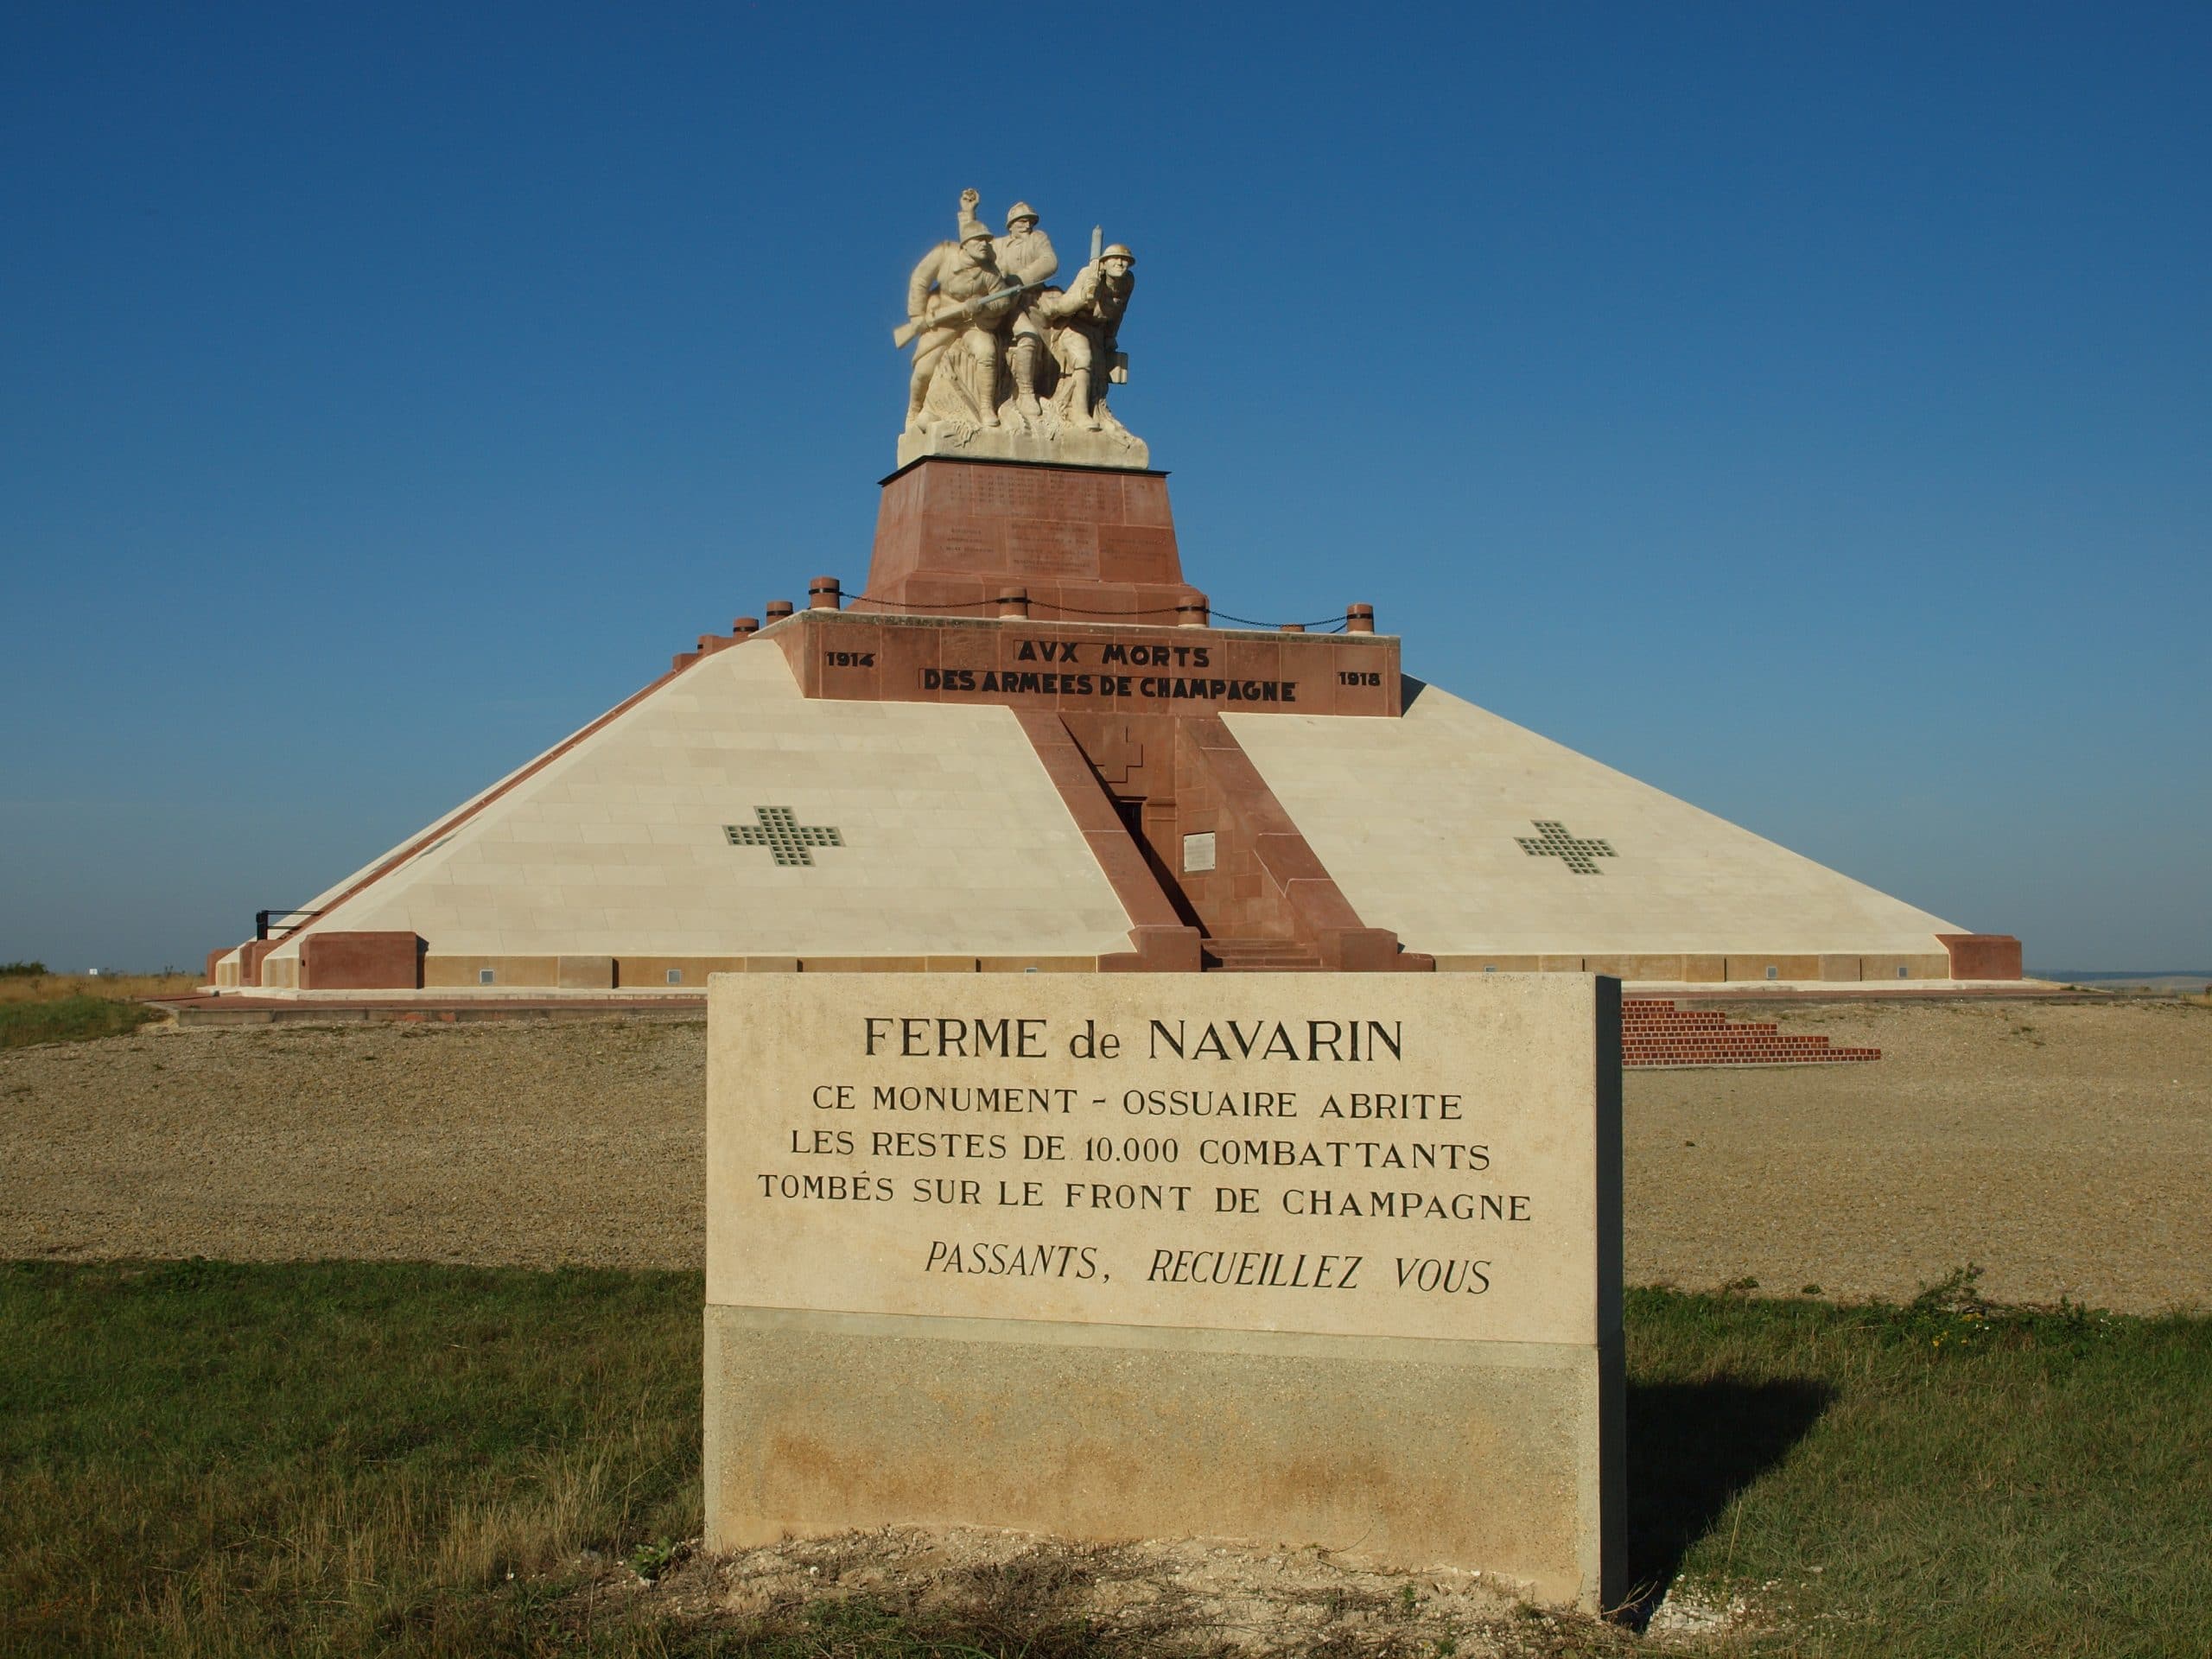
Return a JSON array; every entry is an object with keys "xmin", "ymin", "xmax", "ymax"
[
  {"xmin": 0, "ymin": 994, "xmax": 169, "ymax": 1048},
  {"xmin": 0, "ymin": 1261, "xmax": 699, "ymax": 1658},
  {"xmin": 0, "ymin": 972, "xmax": 197, "ymax": 1049},
  {"xmin": 1628, "ymin": 1274, "xmax": 2212, "ymax": 1655},
  {"xmin": 0, "ymin": 970, "xmax": 200, "ymax": 1005},
  {"xmin": 2, "ymin": 1262, "xmax": 2203, "ymax": 1657}
]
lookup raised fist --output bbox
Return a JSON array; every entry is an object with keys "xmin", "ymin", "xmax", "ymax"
[{"xmin": 959, "ymin": 188, "xmax": 980, "ymax": 211}]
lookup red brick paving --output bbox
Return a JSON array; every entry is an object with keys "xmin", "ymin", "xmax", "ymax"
[{"xmin": 1623, "ymin": 997, "xmax": 1881, "ymax": 1067}]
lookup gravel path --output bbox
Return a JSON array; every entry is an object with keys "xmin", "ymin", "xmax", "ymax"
[
  {"xmin": 0, "ymin": 1020, "xmax": 708, "ymax": 1271},
  {"xmin": 1623, "ymin": 999, "xmax": 2210, "ymax": 1311},
  {"xmin": 3, "ymin": 1001, "xmax": 2205, "ymax": 1313}
]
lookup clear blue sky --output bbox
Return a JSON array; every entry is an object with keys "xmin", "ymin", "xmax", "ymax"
[{"xmin": 3, "ymin": 2, "xmax": 2206, "ymax": 972}]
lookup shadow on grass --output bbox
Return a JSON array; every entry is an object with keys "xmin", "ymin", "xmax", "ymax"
[{"xmin": 1622, "ymin": 1376, "xmax": 1834, "ymax": 1624}]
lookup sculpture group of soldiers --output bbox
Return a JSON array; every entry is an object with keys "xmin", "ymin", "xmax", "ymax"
[{"xmin": 901, "ymin": 190, "xmax": 1135, "ymax": 435}]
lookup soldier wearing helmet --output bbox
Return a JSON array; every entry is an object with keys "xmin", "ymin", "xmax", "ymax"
[
  {"xmin": 993, "ymin": 202, "xmax": 1059, "ymax": 419},
  {"xmin": 1038, "ymin": 244, "xmax": 1136, "ymax": 431},
  {"xmin": 902, "ymin": 189, "xmax": 1020, "ymax": 429}
]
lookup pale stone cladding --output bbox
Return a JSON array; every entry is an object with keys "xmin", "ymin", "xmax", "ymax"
[
  {"xmin": 218, "ymin": 641, "xmax": 1997, "ymax": 992},
  {"xmin": 1226, "ymin": 678, "xmax": 1964, "ymax": 980},
  {"xmin": 251, "ymin": 643, "xmax": 1132, "ymax": 988}
]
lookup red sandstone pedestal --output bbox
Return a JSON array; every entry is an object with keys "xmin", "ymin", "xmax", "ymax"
[
  {"xmin": 859, "ymin": 456, "xmax": 1206, "ymax": 624},
  {"xmin": 796, "ymin": 454, "xmax": 1423, "ymax": 973}
]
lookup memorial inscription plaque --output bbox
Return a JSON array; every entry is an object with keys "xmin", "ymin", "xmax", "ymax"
[{"xmin": 705, "ymin": 974, "xmax": 1623, "ymax": 1608}]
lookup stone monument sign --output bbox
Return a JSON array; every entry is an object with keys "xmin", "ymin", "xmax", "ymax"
[{"xmin": 704, "ymin": 973, "xmax": 1624, "ymax": 1609}]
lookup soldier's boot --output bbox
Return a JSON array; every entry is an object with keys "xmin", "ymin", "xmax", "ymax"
[
  {"xmin": 1009, "ymin": 339, "xmax": 1043, "ymax": 418},
  {"xmin": 1067, "ymin": 367, "xmax": 1101, "ymax": 429}
]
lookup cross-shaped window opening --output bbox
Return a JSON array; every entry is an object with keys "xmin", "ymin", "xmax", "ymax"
[
  {"xmin": 725, "ymin": 806, "xmax": 845, "ymax": 868},
  {"xmin": 1515, "ymin": 820, "xmax": 1616, "ymax": 875}
]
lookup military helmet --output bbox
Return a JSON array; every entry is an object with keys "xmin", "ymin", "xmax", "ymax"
[
  {"xmin": 957, "ymin": 217, "xmax": 992, "ymax": 245},
  {"xmin": 1100, "ymin": 244, "xmax": 1135, "ymax": 264},
  {"xmin": 1005, "ymin": 201, "xmax": 1039, "ymax": 227}
]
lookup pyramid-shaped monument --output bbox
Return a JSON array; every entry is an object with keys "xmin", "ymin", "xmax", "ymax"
[{"xmin": 209, "ymin": 194, "xmax": 2019, "ymax": 996}]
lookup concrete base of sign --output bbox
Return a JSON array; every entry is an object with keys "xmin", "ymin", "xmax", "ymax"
[{"xmin": 704, "ymin": 1306, "xmax": 1623, "ymax": 1610}]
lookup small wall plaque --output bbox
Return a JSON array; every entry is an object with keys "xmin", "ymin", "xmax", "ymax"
[{"xmin": 1182, "ymin": 831, "xmax": 1217, "ymax": 874}]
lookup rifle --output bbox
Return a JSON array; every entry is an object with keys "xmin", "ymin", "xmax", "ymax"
[{"xmin": 891, "ymin": 278, "xmax": 1045, "ymax": 349}]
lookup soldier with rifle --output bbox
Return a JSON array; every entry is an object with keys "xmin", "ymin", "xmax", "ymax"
[
  {"xmin": 900, "ymin": 189, "xmax": 1028, "ymax": 429},
  {"xmin": 1039, "ymin": 242, "xmax": 1135, "ymax": 431}
]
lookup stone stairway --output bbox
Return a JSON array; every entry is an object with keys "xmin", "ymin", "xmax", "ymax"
[
  {"xmin": 1202, "ymin": 938, "xmax": 1326, "ymax": 972},
  {"xmin": 1622, "ymin": 998, "xmax": 1881, "ymax": 1067}
]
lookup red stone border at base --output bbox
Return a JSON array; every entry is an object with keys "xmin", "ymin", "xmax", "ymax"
[{"xmin": 1937, "ymin": 934, "xmax": 2024, "ymax": 980}]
